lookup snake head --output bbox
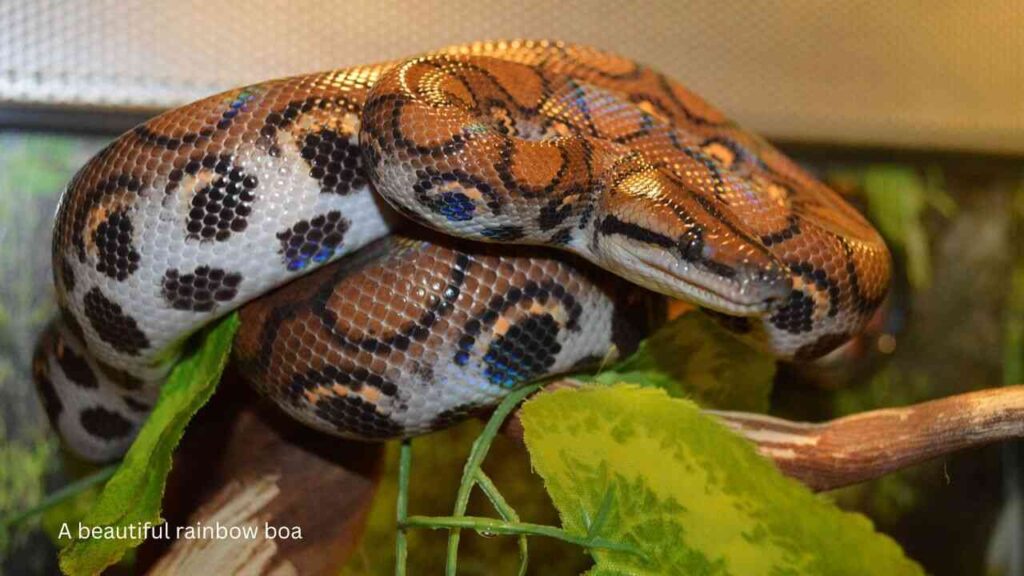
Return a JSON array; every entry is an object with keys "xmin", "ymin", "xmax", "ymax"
[{"xmin": 590, "ymin": 161, "xmax": 792, "ymax": 316}]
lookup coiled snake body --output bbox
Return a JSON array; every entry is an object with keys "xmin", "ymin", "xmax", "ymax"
[{"xmin": 33, "ymin": 41, "xmax": 890, "ymax": 462}]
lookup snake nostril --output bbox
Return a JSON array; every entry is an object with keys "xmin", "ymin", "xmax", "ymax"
[{"xmin": 750, "ymin": 264, "xmax": 793, "ymax": 304}]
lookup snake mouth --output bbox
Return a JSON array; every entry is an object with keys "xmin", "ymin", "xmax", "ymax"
[{"xmin": 631, "ymin": 252, "xmax": 790, "ymax": 316}]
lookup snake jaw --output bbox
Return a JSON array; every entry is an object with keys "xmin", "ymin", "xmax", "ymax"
[{"xmin": 599, "ymin": 237, "xmax": 791, "ymax": 317}]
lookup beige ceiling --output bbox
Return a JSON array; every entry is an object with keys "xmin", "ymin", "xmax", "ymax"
[{"xmin": 1, "ymin": 0, "xmax": 1021, "ymax": 154}]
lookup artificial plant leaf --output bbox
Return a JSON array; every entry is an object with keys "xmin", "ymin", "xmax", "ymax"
[
  {"xmin": 58, "ymin": 313, "xmax": 240, "ymax": 576},
  {"xmin": 521, "ymin": 385, "xmax": 923, "ymax": 576},
  {"xmin": 584, "ymin": 312, "xmax": 775, "ymax": 412}
]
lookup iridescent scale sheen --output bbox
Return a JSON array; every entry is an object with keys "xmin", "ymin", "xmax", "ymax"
[{"xmin": 35, "ymin": 40, "xmax": 889, "ymax": 461}]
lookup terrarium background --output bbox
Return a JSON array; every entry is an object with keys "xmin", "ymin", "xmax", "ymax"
[
  {"xmin": 2, "ymin": 0, "xmax": 1022, "ymax": 152},
  {"xmin": 1, "ymin": 1, "xmax": 1022, "ymax": 575}
]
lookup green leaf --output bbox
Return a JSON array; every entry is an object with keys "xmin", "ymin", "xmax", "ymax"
[
  {"xmin": 521, "ymin": 385, "xmax": 923, "ymax": 576},
  {"xmin": 58, "ymin": 313, "xmax": 240, "ymax": 576},
  {"xmin": 584, "ymin": 313, "xmax": 775, "ymax": 412}
]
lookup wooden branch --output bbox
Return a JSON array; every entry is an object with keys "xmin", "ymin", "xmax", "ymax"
[
  {"xmin": 138, "ymin": 370, "xmax": 384, "ymax": 575},
  {"xmin": 146, "ymin": 476, "xmax": 285, "ymax": 575},
  {"xmin": 505, "ymin": 382, "xmax": 1024, "ymax": 492},
  {"xmin": 711, "ymin": 385, "xmax": 1024, "ymax": 491}
]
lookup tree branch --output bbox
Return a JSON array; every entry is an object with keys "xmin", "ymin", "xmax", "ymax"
[
  {"xmin": 140, "ymin": 374, "xmax": 384, "ymax": 575},
  {"xmin": 504, "ymin": 382, "xmax": 1024, "ymax": 492}
]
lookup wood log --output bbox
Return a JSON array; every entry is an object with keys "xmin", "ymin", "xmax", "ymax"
[
  {"xmin": 137, "ymin": 371, "xmax": 384, "ymax": 575},
  {"xmin": 504, "ymin": 381, "xmax": 1024, "ymax": 492}
]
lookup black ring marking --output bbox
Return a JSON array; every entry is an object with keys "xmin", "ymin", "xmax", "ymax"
[
  {"xmin": 121, "ymin": 396, "xmax": 152, "ymax": 413},
  {"xmin": 96, "ymin": 361, "xmax": 145, "ymax": 391},
  {"xmin": 80, "ymin": 406, "xmax": 134, "ymax": 440},
  {"xmin": 162, "ymin": 266, "xmax": 244, "ymax": 312},
  {"xmin": 494, "ymin": 134, "xmax": 575, "ymax": 199},
  {"xmin": 57, "ymin": 343, "xmax": 97, "ymax": 389},
  {"xmin": 93, "ymin": 210, "xmax": 140, "ymax": 281},
  {"xmin": 59, "ymin": 304, "xmax": 86, "ymax": 344},
  {"xmin": 760, "ymin": 215, "xmax": 802, "ymax": 247},
  {"xmin": 33, "ymin": 343, "xmax": 63, "ymax": 424},
  {"xmin": 300, "ymin": 128, "xmax": 368, "ymax": 195},
  {"xmin": 362, "ymin": 92, "xmax": 471, "ymax": 161},
  {"xmin": 288, "ymin": 365, "xmax": 399, "ymax": 406},
  {"xmin": 769, "ymin": 289, "xmax": 816, "ymax": 334},
  {"xmin": 413, "ymin": 168, "xmax": 500, "ymax": 221},
  {"xmin": 60, "ymin": 257, "xmax": 75, "ymax": 292},
  {"xmin": 554, "ymin": 45, "xmax": 645, "ymax": 81},
  {"xmin": 787, "ymin": 261, "xmax": 841, "ymax": 317},
  {"xmin": 68, "ymin": 174, "xmax": 142, "ymax": 262},
  {"xmin": 538, "ymin": 189, "xmax": 584, "ymax": 231},
  {"xmin": 453, "ymin": 279, "xmax": 582, "ymax": 368},
  {"xmin": 172, "ymin": 153, "xmax": 258, "ymax": 243},
  {"xmin": 276, "ymin": 211, "xmax": 351, "ymax": 272},
  {"xmin": 481, "ymin": 313, "xmax": 562, "ymax": 388},
  {"xmin": 429, "ymin": 403, "xmax": 486, "ymax": 431},
  {"xmin": 654, "ymin": 72, "xmax": 732, "ymax": 128},
  {"xmin": 257, "ymin": 243, "xmax": 473, "ymax": 363},
  {"xmin": 310, "ymin": 393, "xmax": 405, "ymax": 439},
  {"xmin": 318, "ymin": 251, "xmax": 472, "ymax": 356},
  {"xmin": 549, "ymin": 226, "xmax": 574, "ymax": 246},
  {"xmin": 480, "ymin": 225, "xmax": 525, "ymax": 241},
  {"xmin": 838, "ymin": 237, "xmax": 887, "ymax": 315},
  {"xmin": 83, "ymin": 288, "xmax": 150, "ymax": 355},
  {"xmin": 288, "ymin": 364, "xmax": 404, "ymax": 438}
]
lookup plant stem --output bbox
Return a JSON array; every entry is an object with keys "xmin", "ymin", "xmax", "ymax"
[
  {"xmin": 446, "ymin": 383, "xmax": 541, "ymax": 576},
  {"xmin": 395, "ymin": 439, "xmax": 412, "ymax": 576},
  {"xmin": 1, "ymin": 463, "xmax": 118, "ymax": 530},
  {"xmin": 475, "ymin": 470, "xmax": 528, "ymax": 576},
  {"xmin": 409, "ymin": 515, "xmax": 643, "ymax": 556}
]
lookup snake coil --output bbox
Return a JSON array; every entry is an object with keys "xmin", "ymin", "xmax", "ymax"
[{"xmin": 33, "ymin": 41, "xmax": 890, "ymax": 462}]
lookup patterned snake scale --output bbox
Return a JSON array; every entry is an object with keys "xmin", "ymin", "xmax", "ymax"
[{"xmin": 33, "ymin": 41, "xmax": 890, "ymax": 462}]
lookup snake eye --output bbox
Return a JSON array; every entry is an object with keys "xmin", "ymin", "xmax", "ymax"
[{"xmin": 676, "ymin": 228, "xmax": 705, "ymax": 262}]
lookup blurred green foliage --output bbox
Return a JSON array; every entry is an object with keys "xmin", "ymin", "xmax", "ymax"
[
  {"xmin": 821, "ymin": 165, "xmax": 1021, "ymax": 576},
  {"xmin": 0, "ymin": 133, "xmax": 105, "ymax": 575},
  {"xmin": 856, "ymin": 165, "xmax": 955, "ymax": 290},
  {"xmin": 585, "ymin": 313, "xmax": 776, "ymax": 412},
  {"xmin": 0, "ymin": 137, "xmax": 79, "ymax": 198},
  {"xmin": 0, "ymin": 430, "xmax": 56, "ymax": 563}
]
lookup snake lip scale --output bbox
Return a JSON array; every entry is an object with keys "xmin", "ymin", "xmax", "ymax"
[
  {"xmin": 33, "ymin": 40, "xmax": 891, "ymax": 462},
  {"xmin": 630, "ymin": 249, "xmax": 787, "ymax": 313}
]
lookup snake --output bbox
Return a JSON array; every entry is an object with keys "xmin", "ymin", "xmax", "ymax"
[{"xmin": 32, "ymin": 40, "xmax": 891, "ymax": 462}]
